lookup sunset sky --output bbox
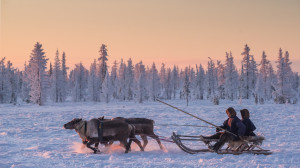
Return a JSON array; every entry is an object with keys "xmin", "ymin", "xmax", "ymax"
[{"xmin": 1, "ymin": 0, "xmax": 300, "ymax": 72}]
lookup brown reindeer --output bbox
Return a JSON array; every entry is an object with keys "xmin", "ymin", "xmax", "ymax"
[
  {"xmin": 64, "ymin": 118, "xmax": 144, "ymax": 153},
  {"xmin": 107, "ymin": 117, "xmax": 164, "ymax": 150}
]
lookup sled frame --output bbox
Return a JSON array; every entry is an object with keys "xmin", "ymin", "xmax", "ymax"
[{"xmin": 171, "ymin": 132, "xmax": 272, "ymax": 155}]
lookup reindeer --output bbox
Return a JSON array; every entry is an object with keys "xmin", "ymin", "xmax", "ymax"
[
  {"xmin": 99, "ymin": 116, "xmax": 164, "ymax": 150},
  {"xmin": 64, "ymin": 118, "xmax": 144, "ymax": 153}
]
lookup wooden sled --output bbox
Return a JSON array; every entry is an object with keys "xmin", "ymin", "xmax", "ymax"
[{"xmin": 171, "ymin": 132, "xmax": 272, "ymax": 155}]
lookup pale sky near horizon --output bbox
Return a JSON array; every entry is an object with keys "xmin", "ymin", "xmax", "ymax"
[{"xmin": 1, "ymin": 0, "xmax": 300, "ymax": 72}]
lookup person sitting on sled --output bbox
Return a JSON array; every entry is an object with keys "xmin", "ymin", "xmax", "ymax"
[
  {"xmin": 240, "ymin": 109, "xmax": 256, "ymax": 136},
  {"xmin": 201, "ymin": 107, "xmax": 246, "ymax": 152}
]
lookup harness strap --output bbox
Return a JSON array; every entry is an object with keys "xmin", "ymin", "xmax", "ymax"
[
  {"xmin": 98, "ymin": 121, "xmax": 103, "ymax": 143},
  {"xmin": 75, "ymin": 121, "xmax": 88, "ymax": 142},
  {"xmin": 84, "ymin": 121, "xmax": 87, "ymax": 136}
]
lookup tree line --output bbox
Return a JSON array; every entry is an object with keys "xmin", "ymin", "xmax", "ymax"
[{"xmin": 0, "ymin": 42, "xmax": 299, "ymax": 105}]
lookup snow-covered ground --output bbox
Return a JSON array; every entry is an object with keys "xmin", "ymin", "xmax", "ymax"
[{"xmin": 0, "ymin": 100, "xmax": 299, "ymax": 168}]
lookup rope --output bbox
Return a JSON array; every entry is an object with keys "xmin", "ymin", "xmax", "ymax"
[
  {"xmin": 128, "ymin": 135, "xmax": 175, "ymax": 143},
  {"xmin": 158, "ymin": 135, "xmax": 175, "ymax": 143},
  {"xmin": 159, "ymin": 138, "xmax": 175, "ymax": 143}
]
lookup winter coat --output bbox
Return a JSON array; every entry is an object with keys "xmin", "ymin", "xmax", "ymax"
[
  {"xmin": 242, "ymin": 118, "xmax": 256, "ymax": 136},
  {"xmin": 220, "ymin": 116, "xmax": 246, "ymax": 138}
]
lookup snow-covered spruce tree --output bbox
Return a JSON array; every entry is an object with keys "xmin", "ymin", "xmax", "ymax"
[
  {"xmin": 6, "ymin": 61, "xmax": 18, "ymax": 104},
  {"xmin": 255, "ymin": 51, "xmax": 272, "ymax": 104},
  {"xmin": 24, "ymin": 42, "xmax": 48, "ymax": 105},
  {"xmin": 165, "ymin": 68, "xmax": 172, "ymax": 100},
  {"xmin": 70, "ymin": 63, "xmax": 88, "ymax": 102},
  {"xmin": 88, "ymin": 59, "xmax": 100, "ymax": 102},
  {"xmin": 275, "ymin": 48, "xmax": 285, "ymax": 103},
  {"xmin": 178, "ymin": 69, "xmax": 185, "ymax": 99},
  {"xmin": 263, "ymin": 51, "xmax": 272, "ymax": 99},
  {"xmin": 117, "ymin": 59, "xmax": 127, "ymax": 101},
  {"xmin": 182, "ymin": 68, "xmax": 191, "ymax": 106},
  {"xmin": 239, "ymin": 64, "xmax": 245, "ymax": 100},
  {"xmin": 159, "ymin": 63, "xmax": 167, "ymax": 99},
  {"xmin": 268, "ymin": 64, "xmax": 277, "ymax": 99},
  {"xmin": 240, "ymin": 44, "xmax": 257, "ymax": 99},
  {"xmin": 98, "ymin": 44, "xmax": 108, "ymax": 101},
  {"xmin": 250, "ymin": 55, "xmax": 258, "ymax": 101},
  {"xmin": 102, "ymin": 70, "xmax": 112, "ymax": 103},
  {"xmin": 88, "ymin": 59, "xmax": 100, "ymax": 101},
  {"xmin": 283, "ymin": 51, "xmax": 295, "ymax": 102},
  {"xmin": 163, "ymin": 68, "xmax": 173, "ymax": 100},
  {"xmin": 195, "ymin": 64, "xmax": 205, "ymax": 100},
  {"xmin": 206, "ymin": 58, "xmax": 217, "ymax": 100},
  {"xmin": 134, "ymin": 61, "xmax": 147, "ymax": 103},
  {"xmin": 216, "ymin": 61, "xmax": 225, "ymax": 99},
  {"xmin": 50, "ymin": 50, "xmax": 64, "ymax": 102},
  {"xmin": 224, "ymin": 52, "xmax": 238, "ymax": 101},
  {"xmin": 98, "ymin": 44, "xmax": 108, "ymax": 83},
  {"xmin": 171, "ymin": 65, "xmax": 179, "ymax": 99},
  {"xmin": 293, "ymin": 72, "xmax": 299, "ymax": 102},
  {"xmin": 15, "ymin": 70, "xmax": 23, "ymax": 103},
  {"xmin": 110, "ymin": 60, "xmax": 119, "ymax": 100},
  {"xmin": 194, "ymin": 65, "xmax": 201, "ymax": 100},
  {"xmin": 21, "ymin": 62, "xmax": 30, "ymax": 103},
  {"xmin": 61, "ymin": 51, "xmax": 68, "ymax": 102},
  {"xmin": 275, "ymin": 49, "xmax": 295, "ymax": 103},
  {"xmin": 149, "ymin": 63, "xmax": 160, "ymax": 101},
  {"xmin": 188, "ymin": 67, "xmax": 197, "ymax": 100},
  {"xmin": 0, "ymin": 58, "xmax": 19, "ymax": 104},
  {"xmin": 126, "ymin": 58, "xmax": 134, "ymax": 101},
  {"xmin": 49, "ymin": 62, "xmax": 53, "ymax": 77},
  {"xmin": 0, "ymin": 57, "xmax": 8, "ymax": 103}
]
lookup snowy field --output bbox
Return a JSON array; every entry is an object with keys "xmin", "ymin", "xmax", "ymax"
[{"xmin": 1, "ymin": 100, "xmax": 299, "ymax": 168}]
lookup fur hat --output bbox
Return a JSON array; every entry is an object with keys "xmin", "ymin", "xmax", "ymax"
[
  {"xmin": 240, "ymin": 109, "xmax": 250, "ymax": 119},
  {"xmin": 226, "ymin": 107, "xmax": 236, "ymax": 117}
]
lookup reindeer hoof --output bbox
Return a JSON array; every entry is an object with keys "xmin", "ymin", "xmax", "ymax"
[
  {"xmin": 94, "ymin": 149, "xmax": 101, "ymax": 154},
  {"xmin": 93, "ymin": 149, "xmax": 100, "ymax": 154}
]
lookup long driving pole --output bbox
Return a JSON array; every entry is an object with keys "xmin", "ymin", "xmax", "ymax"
[{"xmin": 155, "ymin": 98, "xmax": 237, "ymax": 137}]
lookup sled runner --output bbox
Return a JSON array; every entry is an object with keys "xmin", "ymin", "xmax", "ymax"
[{"xmin": 171, "ymin": 132, "xmax": 272, "ymax": 155}]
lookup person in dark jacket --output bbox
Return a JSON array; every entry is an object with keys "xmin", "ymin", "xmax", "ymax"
[
  {"xmin": 201, "ymin": 107, "xmax": 246, "ymax": 152},
  {"xmin": 240, "ymin": 109, "xmax": 256, "ymax": 136}
]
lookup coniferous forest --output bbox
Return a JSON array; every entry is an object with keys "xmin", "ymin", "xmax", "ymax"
[{"xmin": 0, "ymin": 42, "xmax": 299, "ymax": 105}]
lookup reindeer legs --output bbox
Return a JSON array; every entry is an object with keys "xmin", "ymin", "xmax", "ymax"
[
  {"xmin": 95, "ymin": 142, "xmax": 99, "ymax": 149},
  {"xmin": 132, "ymin": 136, "xmax": 144, "ymax": 151},
  {"xmin": 149, "ymin": 134, "xmax": 165, "ymax": 150},
  {"xmin": 141, "ymin": 135, "xmax": 148, "ymax": 149},
  {"xmin": 86, "ymin": 141, "xmax": 98, "ymax": 153}
]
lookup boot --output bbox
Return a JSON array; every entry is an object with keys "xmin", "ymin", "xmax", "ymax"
[
  {"xmin": 208, "ymin": 144, "xmax": 214, "ymax": 152},
  {"xmin": 212, "ymin": 133, "xmax": 231, "ymax": 152},
  {"xmin": 212, "ymin": 141, "xmax": 224, "ymax": 152},
  {"xmin": 200, "ymin": 133, "xmax": 222, "ymax": 140}
]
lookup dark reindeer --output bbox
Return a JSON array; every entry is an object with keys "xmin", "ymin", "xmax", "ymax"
[
  {"xmin": 64, "ymin": 118, "xmax": 144, "ymax": 153},
  {"xmin": 99, "ymin": 116, "xmax": 164, "ymax": 150}
]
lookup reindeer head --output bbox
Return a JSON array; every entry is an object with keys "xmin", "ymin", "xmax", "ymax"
[{"xmin": 63, "ymin": 118, "xmax": 82, "ymax": 129}]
